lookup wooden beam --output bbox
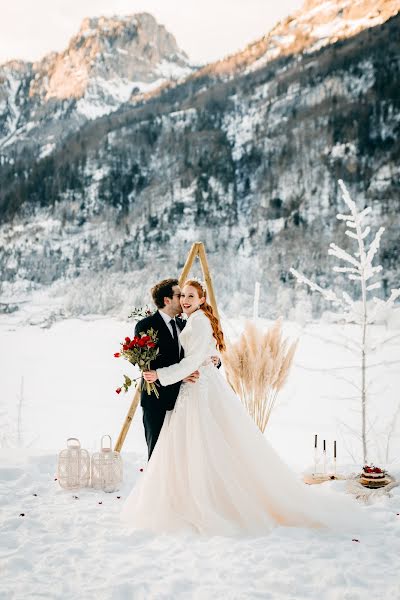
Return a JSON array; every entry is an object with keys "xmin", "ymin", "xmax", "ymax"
[
  {"xmin": 197, "ymin": 242, "xmax": 220, "ymax": 321},
  {"xmin": 178, "ymin": 242, "xmax": 200, "ymax": 285},
  {"xmin": 114, "ymin": 386, "xmax": 141, "ymax": 452}
]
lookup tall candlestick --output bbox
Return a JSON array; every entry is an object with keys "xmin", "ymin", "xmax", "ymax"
[
  {"xmin": 313, "ymin": 434, "xmax": 318, "ymax": 474},
  {"xmin": 334, "ymin": 440, "xmax": 337, "ymax": 475}
]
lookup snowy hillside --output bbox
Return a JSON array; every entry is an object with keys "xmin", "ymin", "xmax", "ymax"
[
  {"xmin": 0, "ymin": 1, "xmax": 399, "ymax": 318},
  {"xmin": 1, "ymin": 10, "xmax": 399, "ymax": 318}
]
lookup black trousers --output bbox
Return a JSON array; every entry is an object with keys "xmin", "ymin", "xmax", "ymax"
[{"xmin": 142, "ymin": 404, "xmax": 167, "ymax": 460}]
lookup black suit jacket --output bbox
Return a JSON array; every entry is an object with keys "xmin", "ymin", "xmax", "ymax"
[{"xmin": 135, "ymin": 311, "xmax": 185, "ymax": 411}]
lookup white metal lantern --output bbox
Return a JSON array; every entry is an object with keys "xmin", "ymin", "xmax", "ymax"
[
  {"xmin": 57, "ymin": 437, "xmax": 90, "ymax": 490},
  {"xmin": 91, "ymin": 435, "xmax": 123, "ymax": 493}
]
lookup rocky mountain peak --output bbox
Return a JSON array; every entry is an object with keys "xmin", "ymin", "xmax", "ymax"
[
  {"xmin": 0, "ymin": 12, "xmax": 193, "ymax": 153},
  {"xmin": 29, "ymin": 12, "xmax": 191, "ymax": 106}
]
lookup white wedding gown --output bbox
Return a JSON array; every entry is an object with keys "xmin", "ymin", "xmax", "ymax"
[{"xmin": 122, "ymin": 310, "xmax": 368, "ymax": 536}]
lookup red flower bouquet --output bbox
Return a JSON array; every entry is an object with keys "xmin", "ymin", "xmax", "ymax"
[{"xmin": 114, "ymin": 328, "xmax": 159, "ymax": 397}]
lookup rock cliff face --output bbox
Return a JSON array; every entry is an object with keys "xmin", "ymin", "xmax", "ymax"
[
  {"xmin": 0, "ymin": 3, "xmax": 399, "ymax": 317},
  {"xmin": 0, "ymin": 13, "xmax": 192, "ymax": 157}
]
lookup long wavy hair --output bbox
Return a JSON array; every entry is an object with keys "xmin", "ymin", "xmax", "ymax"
[{"xmin": 184, "ymin": 279, "xmax": 226, "ymax": 352}]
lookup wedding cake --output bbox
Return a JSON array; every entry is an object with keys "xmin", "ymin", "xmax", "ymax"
[{"xmin": 359, "ymin": 465, "xmax": 388, "ymax": 488}]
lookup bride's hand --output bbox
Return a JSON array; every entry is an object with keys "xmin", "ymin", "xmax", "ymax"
[
  {"xmin": 143, "ymin": 370, "xmax": 158, "ymax": 383},
  {"xmin": 183, "ymin": 370, "xmax": 200, "ymax": 384}
]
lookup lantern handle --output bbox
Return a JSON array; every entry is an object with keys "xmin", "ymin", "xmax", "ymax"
[
  {"xmin": 101, "ymin": 435, "xmax": 112, "ymax": 452},
  {"xmin": 67, "ymin": 437, "xmax": 81, "ymax": 448}
]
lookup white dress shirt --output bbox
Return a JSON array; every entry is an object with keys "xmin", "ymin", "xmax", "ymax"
[{"xmin": 158, "ymin": 310, "xmax": 182, "ymax": 354}]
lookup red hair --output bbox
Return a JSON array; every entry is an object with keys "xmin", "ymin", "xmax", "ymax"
[{"xmin": 184, "ymin": 280, "xmax": 226, "ymax": 352}]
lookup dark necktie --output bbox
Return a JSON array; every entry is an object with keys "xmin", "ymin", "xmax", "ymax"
[{"xmin": 170, "ymin": 318, "xmax": 179, "ymax": 355}]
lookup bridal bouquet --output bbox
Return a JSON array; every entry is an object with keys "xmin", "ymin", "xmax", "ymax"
[{"xmin": 114, "ymin": 329, "xmax": 159, "ymax": 397}]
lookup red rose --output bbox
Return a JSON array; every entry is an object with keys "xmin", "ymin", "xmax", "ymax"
[
  {"xmin": 116, "ymin": 387, "xmax": 122, "ymax": 394},
  {"xmin": 141, "ymin": 336, "xmax": 150, "ymax": 343},
  {"xmin": 122, "ymin": 344, "xmax": 128, "ymax": 351},
  {"xmin": 137, "ymin": 338, "xmax": 146, "ymax": 347},
  {"xmin": 147, "ymin": 341, "xmax": 156, "ymax": 348},
  {"xmin": 114, "ymin": 352, "xmax": 121, "ymax": 357},
  {"xmin": 129, "ymin": 340, "xmax": 137, "ymax": 349},
  {"xmin": 125, "ymin": 337, "xmax": 131, "ymax": 343}
]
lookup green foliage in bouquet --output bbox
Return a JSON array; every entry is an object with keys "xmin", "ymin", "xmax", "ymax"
[{"xmin": 128, "ymin": 306, "xmax": 154, "ymax": 320}]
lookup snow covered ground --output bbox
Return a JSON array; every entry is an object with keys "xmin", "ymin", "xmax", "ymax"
[{"xmin": 1, "ymin": 313, "xmax": 400, "ymax": 599}]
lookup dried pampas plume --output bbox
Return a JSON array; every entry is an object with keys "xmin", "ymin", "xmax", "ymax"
[{"xmin": 223, "ymin": 318, "xmax": 298, "ymax": 432}]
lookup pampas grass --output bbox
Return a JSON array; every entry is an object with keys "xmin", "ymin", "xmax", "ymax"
[{"xmin": 223, "ymin": 319, "xmax": 298, "ymax": 432}]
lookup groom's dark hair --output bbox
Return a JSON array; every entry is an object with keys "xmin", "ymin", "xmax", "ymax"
[{"xmin": 151, "ymin": 278, "xmax": 179, "ymax": 309}]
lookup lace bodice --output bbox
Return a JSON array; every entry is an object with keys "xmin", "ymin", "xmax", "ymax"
[{"xmin": 157, "ymin": 310, "xmax": 218, "ymax": 387}]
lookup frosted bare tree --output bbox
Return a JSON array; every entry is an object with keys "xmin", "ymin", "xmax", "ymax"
[{"xmin": 290, "ymin": 179, "xmax": 400, "ymax": 464}]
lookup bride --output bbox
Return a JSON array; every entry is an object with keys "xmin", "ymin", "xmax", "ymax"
[{"xmin": 121, "ymin": 279, "xmax": 368, "ymax": 536}]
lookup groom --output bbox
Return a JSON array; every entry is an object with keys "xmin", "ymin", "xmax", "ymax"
[{"xmin": 135, "ymin": 278, "xmax": 199, "ymax": 459}]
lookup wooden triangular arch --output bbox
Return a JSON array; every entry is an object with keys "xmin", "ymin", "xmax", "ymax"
[{"xmin": 114, "ymin": 242, "xmax": 220, "ymax": 452}]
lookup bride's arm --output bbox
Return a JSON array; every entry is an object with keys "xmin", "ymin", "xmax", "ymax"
[{"xmin": 156, "ymin": 314, "xmax": 212, "ymax": 387}]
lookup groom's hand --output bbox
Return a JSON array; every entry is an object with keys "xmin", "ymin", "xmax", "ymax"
[
  {"xmin": 183, "ymin": 370, "xmax": 200, "ymax": 384},
  {"xmin": 143, "ymin": 370, "xmax": 158, "ymax": 383}
]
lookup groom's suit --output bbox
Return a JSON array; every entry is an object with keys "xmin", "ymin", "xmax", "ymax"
[{"xmin": 135, "ymin": 310, "xmax": 186, "ymax": 460}]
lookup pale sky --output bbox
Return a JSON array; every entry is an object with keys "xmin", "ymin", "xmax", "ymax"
[{"xmin": 0, "ymin": 0, "xmax": 304, "ymax": 66}]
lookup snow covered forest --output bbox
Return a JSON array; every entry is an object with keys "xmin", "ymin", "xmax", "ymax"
[{"xmin": 1, "ymin": 0, "xmax": 400, "ymax": 317}]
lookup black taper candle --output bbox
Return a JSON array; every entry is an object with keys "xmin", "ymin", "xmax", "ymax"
[
  {"xmin": 334, "ymin": 440, "xmax": 337, "ymax": 459},
  {"xmin": 314, "ymin": 434, "xmax": 317, "ymax": 449},
  {"xmin": 323, "ymin": 439, "xmax": 326, "ymax": 452}
]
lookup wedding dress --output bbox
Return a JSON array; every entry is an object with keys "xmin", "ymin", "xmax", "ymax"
[{"xmin": 122, "ymin": 310, "xmax": 368, "ymax": 536}]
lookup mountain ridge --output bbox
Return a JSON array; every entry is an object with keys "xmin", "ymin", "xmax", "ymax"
[
  {"xmin": 0, "ymin": 12, "xmax": 399, "ymax": 316},
  {"xmin": 0, "ymin": 2, "xmax": 399, "ymax": 317},
  {"xmin": 186, "ymin": 0, "xmax": 399, "ymax": 79}
]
